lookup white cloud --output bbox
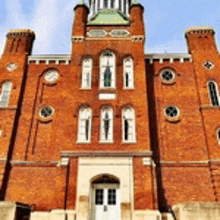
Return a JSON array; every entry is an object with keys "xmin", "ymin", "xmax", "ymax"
[{"xmin": 30, "ymin": 0, "xmax": 59, "ymax": 54}]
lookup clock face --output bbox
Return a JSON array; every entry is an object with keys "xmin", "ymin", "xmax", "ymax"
[
  {"xmin": 6, "ymin": 63, "xmax": 18, "ymax": 72},
  {"xmin": 44, "ymin": 70, "xmax": 59, "ymax": 83}
]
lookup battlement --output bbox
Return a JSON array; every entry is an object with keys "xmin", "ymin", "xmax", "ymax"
[
  {"xmin": 7, "ymin": 29, "xmax": 35, "ymax": 39},
  {"xmin": 185, "ymin": 26, "xmax": 215, "ymax": 38}
]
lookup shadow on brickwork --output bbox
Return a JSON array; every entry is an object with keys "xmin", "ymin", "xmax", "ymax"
[
  {"xmin": 146, "ymin": 61, "xmax": 176, "ymax": 219},
  {"xmin": 0, "ymin": 62, "xmax": 29, "ymax": 200}
]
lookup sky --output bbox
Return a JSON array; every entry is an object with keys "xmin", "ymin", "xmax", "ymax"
[{"xmin": 0, "ymin": 0, "xmax": 220, "ymax": 55}]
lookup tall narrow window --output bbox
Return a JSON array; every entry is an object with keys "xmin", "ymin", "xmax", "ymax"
[
  {"xmin": 217, "ymin": 128, "xmax": 220, "ymax": 145},
  {"xmin": 93, "ymin": 0, "xmax": 96, "ymax": 15},
  {"xmin": 104, "ymin": 0, "xmax": 108, "ymax": 8},
  {"xmin": 123, "ymin": 0, "xmax": 126, "ymax": 14},
  {"xmin": 78, "ymin": 108, "xmax": 92, "ymax": 143},
  {"xmin": 123, "ymin": 57, "xmax": 134, "ymax": 88},
  {"xmin": 0, "ymin": 82, "xmax": 12, "ymax": 107},
  {"xmin": 82, "ymin": 58, "xmax": 92, "ymax": 89},
  {"xmin": 98, "ymin": 0, "xmax": 100, "ymax": 10},
  {"xmin": 100, "ymin": 51, "xmax": 115, "ymax": 88},
  {"xmin": 100, "ymin": 107, "xmax": 113, "ymax": 142},
  {"xmin": 111, "ymin": 0, "xmax": 115, "ymax": 8},
  {"xmin": 123, "ymin": 107, "xmax": 136, "ymax": 142},
  {"xmin": 119, "ymin": 0, "xmax": 122, "ymax": 10},
  {"xmin": 208, "ymin": 81, "xmax": 219, "ymax": 106}
]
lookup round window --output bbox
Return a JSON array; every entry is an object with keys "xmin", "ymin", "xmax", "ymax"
[
  {"xmin": 161, "ymin": 69, "xmax": 175, "ymax": 82},
  {"xmin": 165, "ymin": 106, "xmax": 179, "ymax": 118},
  {"xmin": 44, "ymin": 70, "xmax": 59, "ymax": 83},
  {"xmin": 39, "ymin": 106, "xmax": 54, "ymax": 118}
]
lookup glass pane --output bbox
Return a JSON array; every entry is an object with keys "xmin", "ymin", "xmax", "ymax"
[
  {"xmin": 108, "ymin": 189, "xmax": 116, "ymax": 205},
  {"xmin": 95, "ymin": 189, "xmax": 104, "ymax": 205}
]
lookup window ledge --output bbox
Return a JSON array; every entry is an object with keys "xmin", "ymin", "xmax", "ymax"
[
  {"xmin": 99, "ymin": 141, "xmax": 114, "ymax": 144},
  {"xmin": 123, "ymin": 88, "xmax": 135, "ymax": 91},
  {"xmin": 79, "ymin": 88, "xmax": 91, "ymax": 90},
  {"xmin": 76, "ymin": 141, "xmax": 91, "ymax": 144},
  {"xmin": 122, "ymin": 141, "xmax": 137, "ymax": 144}
]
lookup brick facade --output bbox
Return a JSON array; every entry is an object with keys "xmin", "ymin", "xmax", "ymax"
[{"xmin": 0, "ymin": 1, "xmax": 220, "ymax": 219}]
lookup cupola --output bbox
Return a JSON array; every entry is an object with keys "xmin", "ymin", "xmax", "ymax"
[{"xmin": 89, "ymin": 0, "xmax": 131, "ymax": 16}]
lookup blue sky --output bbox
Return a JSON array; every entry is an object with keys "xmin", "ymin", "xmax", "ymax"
[{"xmin": 0, "ymin": 0, "xmax": 220, "ymax": 55}]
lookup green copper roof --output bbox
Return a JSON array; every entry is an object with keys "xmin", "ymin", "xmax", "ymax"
[
  {"xmin": 88, "ymin": 9, "xmax": 129, "ymax": 25},
  {"xmin": 77, "ymin": 0, "xmax": 88, "ymax": 7}
]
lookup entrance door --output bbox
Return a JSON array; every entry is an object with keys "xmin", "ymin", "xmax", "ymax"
[{"xmin": 92, "ymin": 184, "xmax": 120, "ymax": 220}]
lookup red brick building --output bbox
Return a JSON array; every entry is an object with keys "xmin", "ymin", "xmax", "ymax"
[{"xmin": 0, "ymin": 0, "xmax": 220, "ymax": 219}]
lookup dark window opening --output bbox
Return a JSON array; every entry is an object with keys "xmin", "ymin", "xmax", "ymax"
[
  {"xmin": 124, "ymin": 119, "xmax": 129, "ymax": 140},
  {"xmin": 209, "ymin": 82, "xmax": 219, "ymax": 106},
  {"xmin": 104, "ymin": 112, "xmax": 110, "ymax": 140}
]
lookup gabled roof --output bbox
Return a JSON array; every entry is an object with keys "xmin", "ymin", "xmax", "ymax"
[{"xmin": 88, "ymin": 9, "xmax": 130, "ymax": 25}]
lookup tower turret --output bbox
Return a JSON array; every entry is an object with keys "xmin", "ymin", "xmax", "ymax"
[
  {"xmin": 185, "ymin": 27, "xmax": 217, "ymax": 54},
  {"xmin": 130, "ymin": 1, "xmax": 145, "ymax": 36},
  {"xmin": 89, "ymin": 0, "xmax": 131, "ymax": 17},
  {"xmin": 3, "ymin": 29, "xmax": 35, "ymax": 57},
  {"xmin": 72, "ymin": 1, "xmax": 89, "ymax": 39}
]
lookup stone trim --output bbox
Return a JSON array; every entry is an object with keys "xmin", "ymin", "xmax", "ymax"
[
  {"xmin": 185, "ymin": 26, "xmax": 215, "ymax": 37},
  {"xmin": 72, "ymin": 36, "xmax": 85, "ymax": 43},
  {"xmin": 61, "ymin": 151, "xmax": 152, "ymax": 158},
  {"xmin": 0, "ymin": 106, "xmax": 17, "ymax": 110},
  {"xmin": 131, "ymin": 35, "xmax": 145, "ymax": 42},
  {"xmin": 146, "ymin": 53, "xmax": 192, "ymax": 64},
  {"xmin": 85, "ymin": 37, "xmax": 131, "ymax": 41},
  {"xmin": 0, "ymin": 158, "xmax": 7, "ymax": 162},
  {"xmin": 11, "ymin": 161, "xmax": 59, "ymax": 166},
  {"xmin": 160, "ymin": 160, "xmax": 209, "ymax": 167},
  {"xmin": 28, "ymin": 55, "xmax": 70, "ymax": 65}
]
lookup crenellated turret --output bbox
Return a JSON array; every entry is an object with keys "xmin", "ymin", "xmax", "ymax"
[
  {"xmin": 3, "ymin": 29, "xmax": 35, "ymax": 56},
  {"xmin": 185, "ymin": 26, "xmax": 217, "ymax": 54}
]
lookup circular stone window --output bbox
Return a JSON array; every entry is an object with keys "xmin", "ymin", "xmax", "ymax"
[
  {"xmin": 39, "ymin": 106, "xmax": 54, "ymax": 118},
  {"xmin": 44, "ymin": 70, "xmax": 59, "ymax": 83},
  {"xmin": 161, "ymin": 69, "xmax": 175, "ymax": 81},
  {"xmin": 165, "ymin": 106, "xmax": 179, "ymax": 118},
  {"xmin": 161, "ymin": 69, "xmax": 175, "ymax": 84}
]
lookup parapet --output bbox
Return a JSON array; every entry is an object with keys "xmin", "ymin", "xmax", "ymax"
[
  {"xmin": 7, "ymin": 29, "xmax": 35, "ymax": 39},
  {"xmin": 185, "ymin": 26, "xmax": 215, "ymax": 38}
]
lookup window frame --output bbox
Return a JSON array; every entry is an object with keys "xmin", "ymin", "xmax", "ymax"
[
  {"xmin": 99, "ymin": 51, "xmax": 116, "ymax": 89},
  {"xmin": 77, "ymin": 107, "xmax": 92, "ymax": 143},
  {"xmin": 123, "ymin": 57, "xmax": 134, "ymax": 89},
  {"xmin": 0, "ymin": 81, "xmax": 12, "ymax": 107},
  {"xmin": 208, "ymin": 81, "xmax": 219, "ymax": 106},
  {"xmin": 81, "ymin": 57, "xmax": 93, "ymax": 89},
  {"xmin": 100, "ymin": 107, "xmax": 114, "ymax": 143},
  {"xmin": 217, "ymin": 128, "xmax": 220, "ymax": 146},
  {"xmin": 122, "ymin": 107, "xmax": 136, "ymax": 143}
]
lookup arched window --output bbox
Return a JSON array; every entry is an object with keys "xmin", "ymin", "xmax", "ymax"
[
  {"xmin": 78, "ymin": 107, "xmax": 92, "ymax": 143},
  {"xmin": 123, "ymin": 57, "xmax": 134, "ymax": 88},
  {"xmin": 100, "ymin": 107, "xmax": 113, "ymax": 142},
  {"xmin": 122, "ymin": 107, "xmax": 136, "ymax": 142},
  {"xmin": 100, "ymin": 51, "xmax": 115, "ymax": 88},
  {"xmin": 217, "ymin": 128, "xmax": 220, "ymax": 146},
  {"xmin": 119, "ymin": 0, "xmax": 122, "ymax": 10},
  {"xmin": 123, "ymin": 0, "xmax": 126, "ymax": 14},
  {"xmin": 208, "ymin": 81, "xmax": 219, "ymax": 106},
  {"xmin": 82, "ymin": 58, "xmax": 92, "ymax": 89},
  {"xmin": 111, "ymin": 0, "xmax": 115, "ymax": 8},
  {"xmin": 0, "ymin": 81, "xmax": 12, "ymax": 107},
  {"xmin": 104, "ymin": 0, "xmax": 108, "ymax": 8},
  {"xmin": 93, "ymin": 0, "xmax": 96, "ymax": 15}
]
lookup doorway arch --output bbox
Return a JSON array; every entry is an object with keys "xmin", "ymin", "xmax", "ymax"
[{"xmin": 91, "ymin": 174, "xmax": 121, "ymax": 220}]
